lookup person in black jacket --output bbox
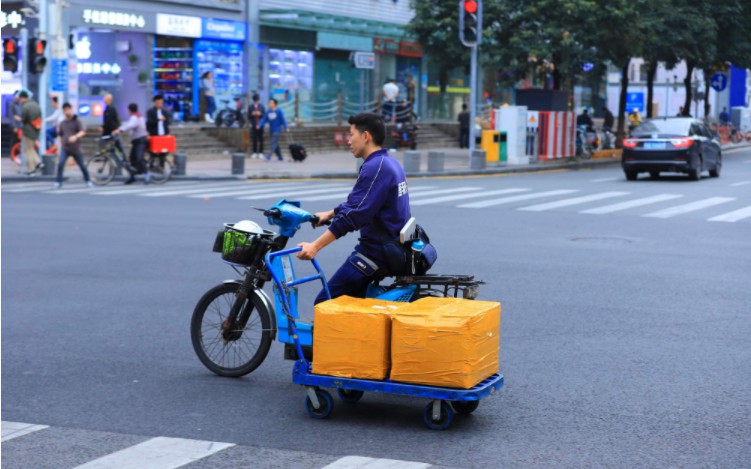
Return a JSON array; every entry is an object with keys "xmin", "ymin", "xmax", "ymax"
[
  {"xmin": 248, "ymin": 94, "xmax": 265, "ymax": 159},
  {"xmin": 102, "ymin": 93, "xmax": 125, "ymax": 155},
  {"xmin": 146, "ymin": 94, "xmax": 171, "ymax": 137}
]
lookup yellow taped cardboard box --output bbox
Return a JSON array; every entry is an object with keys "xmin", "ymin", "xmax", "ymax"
[
  {"xmin": 390, "ymin": 297, "xmax": 501, "ymax": 389},
  {"xmin": 312, "ymin": 295, "xmax": 501, "ymax": 389},
  {"xmin": 312, "ymin": 296, "xmax": 405, "ymax": 380}
]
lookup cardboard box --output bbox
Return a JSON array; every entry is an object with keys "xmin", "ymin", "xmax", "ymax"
[
  {"xmin": 390, "ymin": 297, "xmax": 501, "ymax": 389},
  {"xmin": 312, "ymin": 296, "xmax": 404, "ymax": 380}
]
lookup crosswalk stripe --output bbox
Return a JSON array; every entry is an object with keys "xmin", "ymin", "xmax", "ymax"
[
  {"xmin": 590, "ymin": 177, "xmax": 618, "ymax": 183},
  {"xmin": 94, "ymin": 182, "xmax": 243, "ymax": 196},
  {"xmin": 323, "ymin": 456, "xmax": 431, "ymax": 468},
  {"xmin": 3, "ymin": 184, "xmax": 59, "ymax": 193},
  {"xmin": 1, "ymin": 421, "xmax": 49, "ymax": 442},
  {"xmin": 138, "ymin": 183, "xmax": 314, "ymax": 197},
  {"xmin": 458, "ymin": 189, "xmax": 580, "ymax": 209},
  {"xmin": 47, "ymin": 181, "xmax": 199, "ymax": 194},
  {"xmin": 405, "ymin": 187, "xmax": 481, "ymax": 200},
  {"xmin": 707, "ymin": 205, "xmax": 751, "ymax": 222},
  {"xmin": 518, "ymin": 191, "xmax": 630, "ymax": 211},
  {"xmin": 581, "ymin": 194, "xmax": 684, "ymax": 214},
  {"xmin": 298, "ymin": 185, "xmax": 438, "ymax": 203},
  {"xmin": 71, "ymin": 436, "xmax": 234, "ymax": 469},
  {"xmin": 411, "ymin": 188, "xmax": 529, "ymax": 206},
  {"xmin": 236, "ymin": 186, "xmax": 355, "ymax": 200},
  {"xmin": 187, "ymin": 183, "xmax": 346, "ymax": 199},
  {"xmin": 643, "ymin": 197, "xmax": 736, "ymax": 219},
  {"xmin": 730, "ymin": 181, "xmax": 750, "ymax": 187}
]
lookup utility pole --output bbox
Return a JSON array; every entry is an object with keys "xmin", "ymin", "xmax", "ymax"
[{"xmin": 38, "ymin": 0, "xmax": 48, "ymax": 151}]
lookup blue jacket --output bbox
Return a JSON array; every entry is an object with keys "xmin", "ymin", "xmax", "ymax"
[
  {"xmin": 258, "ymin": 108, "xmax": 287, "ymax": 133},
  {"xmin": 329, "ymin": 149, "xmax": 411, "ymax": 257}
]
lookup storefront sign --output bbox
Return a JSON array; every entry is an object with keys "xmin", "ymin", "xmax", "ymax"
[
  {"xmin": 351, "ymin": 52, "xmax": 375, "ymax": 69},
  {"xmin": 1, "ymin": 10, "xmax": 25, "ymax": 29},
  {"xmin": 202, "ymin": 18, "xmax": 246, "ymax": 41},
  {"xmin": 374, "ymin": 38, "xmax": 399, "ymax": 55},
  {"xmin": 157, "ymin": 14, "xmax": 202, "ymax": 38},
  {"xmin": 76, "ymin": 62, "xmax": 122, "ymax": 75},
  {"xmin": 398, "ymin": 41, "xmax": 423, "ymax": 57},
  {"xmin": 83, "ymin": 9, "xmax": 146, "ymax": 29}
]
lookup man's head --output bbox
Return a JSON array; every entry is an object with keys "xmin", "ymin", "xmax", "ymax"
[
  {"xmin": 62, "ymin": 102, "xmax": 74, "ymax": 119},
  {"xmin": 153, "ymin": 94, "xmax": 164, "ymax": 109},
  {"xmin": 18, "ymin": 90, "xmax": 28, "ymax": 103},
  {"xmin": 269, "ymin": 98, "xmax": 277, "ymax": 110},
  {"xmin": 347, "ymin": 113, "xmax": 385, "ymax": 159},
  {"xmin": 51, "ymin": 96, "xmax": 59, "ymax": 108},
  {"xmin": 462, "ymin": 103, "xmax": 468, "ymax": 111},
  {"xmin": 582, "ymin": 108, "xmax": 589, "ymax": 115},
  {"xmin": 104, "ymin": 93, "xmax": 113, "ymax": 105},
  {"xmin": 253, "ymin": 94, "xmax": 260, "ymax": 102},
  {"xmin": 128, "ymin": 103, "xmax": 138, "ymax": 114}
]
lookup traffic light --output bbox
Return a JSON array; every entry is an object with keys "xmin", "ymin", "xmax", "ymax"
[
  {"xmin": 3, "ymin": 38, "xmax": 19, "ymax": 73},
  {"xmin": 459, "ymin": 0, "xmax": 481, "ymax": 47},
  {"xmin": 28, "ymin": 38, "xmax": 47, "ymax": 74}
]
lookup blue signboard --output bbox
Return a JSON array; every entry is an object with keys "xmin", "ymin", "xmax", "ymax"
[
  {"xmin": 710, "ymin": 73, "xmax": 728, "ymax": 92},
  {"xmin": 202, "ymin": 18, "xmax": 246, "ymax": 41},
  {"xmin": 626, "ymin": 92, "xmax": 645, "ymax": 113},
  {"xmin": 50, "ymin": 59, "xmax": 68, "ymax": 92}
]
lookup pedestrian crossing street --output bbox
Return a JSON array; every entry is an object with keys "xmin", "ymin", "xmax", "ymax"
[
  {"xmin": 1, "ymin": 421, "xmax": 436, "ymax": 469},
  {"xmin": 3, "ymin": 180, "xmax": 750, "ymax": 223}
]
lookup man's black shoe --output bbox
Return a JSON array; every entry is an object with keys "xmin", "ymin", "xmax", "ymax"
[{"xmin": 124, "ymin": 176, "xmax": 135, "ymax": 185}]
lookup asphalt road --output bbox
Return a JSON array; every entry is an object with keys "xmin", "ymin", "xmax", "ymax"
[{"xmin": 2, "ymin": 148, "xmax": 750, "ymax": 468}]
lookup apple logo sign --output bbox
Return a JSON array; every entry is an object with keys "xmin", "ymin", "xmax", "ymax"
[{"xmin": 76, "ymin": 36, "xmax": 92, "ymax": 60}]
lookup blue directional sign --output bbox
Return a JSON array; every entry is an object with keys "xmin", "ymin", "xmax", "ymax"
[
  {"xmin": 626, "ymin": 92, "xmax": 645, "ymax": 113},
  {"xmin": 50, "ymin": 59, "xmax": 68, "ymax": 92},
  {"xmin": 710, "ymin": 73, "xmax": 728, "ymax": 92}
]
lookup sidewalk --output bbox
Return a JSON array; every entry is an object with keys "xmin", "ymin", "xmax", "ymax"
[{"xmin": 3, "ymin": 143, "xmax": 749, "ymax": 183}]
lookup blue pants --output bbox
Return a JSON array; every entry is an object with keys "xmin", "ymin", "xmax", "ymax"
[
  {"xmin": 56, "ymin": 147, "xmax": 90, "ymax": 184},
  {"xmin": 205, "ymin": 96, "xmax": 216, "ymax": 118},
  {"xmin": 266, "ymin": 131, "xmax": 283, "ymax": 160},
  {"xmin": 46, "ymin": 127, "xmax": 57, "ymax": 149},
  {"xmin": 314, "ymin": 251, "xmax": 385, "ymax": 304}
]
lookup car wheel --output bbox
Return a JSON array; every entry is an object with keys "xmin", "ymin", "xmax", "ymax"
[
  {"xmin": 709, "ymin": 154, "xmax": 721, "ymax": 178},
  {"xmin": 688, "ymin": 157, "xmax": 702, "ymax": 181},
  {"xmin": 649, "ymin": 171, "xmax": 660, "ymax": 179},
  {"xmin": 624, "ymin": 170, "xmax": 638, "ymax": 181}
]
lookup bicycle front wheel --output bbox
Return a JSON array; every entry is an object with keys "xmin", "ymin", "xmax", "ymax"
[
  {"xmin": 191, "ymin": 283, "xmax": 273, "ymax": 377},
  {"xmin": 148, "ymin": 155, "xmax": 172, "ymax": 185},
  {"xmin": 87, "ymin": 155, "xmax": 115, "ymax": 185}
]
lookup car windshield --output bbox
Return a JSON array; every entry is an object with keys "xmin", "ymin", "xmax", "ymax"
[{"xmin": 633, "ymin": 119, "xmax": 691, "ymax": 136}]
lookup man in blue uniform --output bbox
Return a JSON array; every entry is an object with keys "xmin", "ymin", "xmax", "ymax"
[{"xmin": 297, "ymin": 113, "xmax": 412, "ymax": 303}]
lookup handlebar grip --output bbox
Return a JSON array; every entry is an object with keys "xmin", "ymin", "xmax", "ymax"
[{"xmin": 310, "ymin": 215, "xmax": 332, "ymax": 227}]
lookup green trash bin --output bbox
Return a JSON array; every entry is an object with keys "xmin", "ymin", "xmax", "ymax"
[{"xmin": 499, "ymin": 132, "xmax": 508, "ymax": 165}]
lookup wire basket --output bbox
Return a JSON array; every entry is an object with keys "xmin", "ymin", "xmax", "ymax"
[{"xmin": 215, "ymin": 223, "xmax": 271, "ymax": 266}]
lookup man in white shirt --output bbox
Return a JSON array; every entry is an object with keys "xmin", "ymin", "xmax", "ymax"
[
  {"xmin": 44, "ymin": 96, "xmax": 64, "ymax": 152},
  {"xmin": 382, "ymin": 78, "xmax": 399, "ymax": 121}
]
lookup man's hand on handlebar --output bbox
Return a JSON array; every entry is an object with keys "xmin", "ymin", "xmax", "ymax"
[
  {"xmin": 311, "ymin": 210, "xmax": 335, "ymax": 228},
  {"xmin": 296, "ymin": 242, "xmax": 319, "ymax": 260}
]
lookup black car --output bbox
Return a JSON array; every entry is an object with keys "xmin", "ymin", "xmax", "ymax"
[{"xmin": 622, "ymin": 117, "xmax": 721, "ymax": 181}]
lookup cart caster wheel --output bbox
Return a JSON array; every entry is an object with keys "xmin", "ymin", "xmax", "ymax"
[
  {"xmin": 305, "ymin": 389, "xmax": 334, "ymax": 419},
  {"xmin": 337, "ymin": 389, "xmax": 364, "ymax": 404},
  {"xmin": 451, "ymin": 400, "xmax": 479, "ymax": 415},
  {"xmin": 423, "ymin": 400, "xmax": 454, "ymax": 430}
]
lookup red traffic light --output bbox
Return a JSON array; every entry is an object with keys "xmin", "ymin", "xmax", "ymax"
[
  {"xmin": 5, "ymin": 39, "xmax": 17, "ymax": 54},
  {"xmin": 35, "ymin": 39, "xmax": 46, "ymax": 55},
  {"xmin": 464, "ymin": 0, "xmax": 478, "ymax": 14}
]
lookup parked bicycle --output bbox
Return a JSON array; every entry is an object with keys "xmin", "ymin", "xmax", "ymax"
[
  {"xmin": 86, "ymin": 135, "xmax": 172, "ymax": 185},
  {"xmin": 9, "ymin": 128, "xmax": 57, "ymax": 166},
  {"xmin": 215, "ymin": 95, "xmax": 245, "ymax": 128}
]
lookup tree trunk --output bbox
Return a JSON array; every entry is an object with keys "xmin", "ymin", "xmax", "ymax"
[
  {"xmin": 617, "ymin": 59, "xmax": 631, "ymax": 147},
  {"xmin": 552, "ymin": 68, "xmax": 561, "ymax": 91},
  {"xmin": 683, "ymin": 61, "xmax": 695, "ymax": 116},
  {"xmin": 646, "ymin": 61, "xmax": 657, "ymax": 118},
  {"xmin": 439, "ymin": 67, "xmax": 448, "ymax": 93},
  {"xmin": 703, "ymin": 67, "xmax": 711, "ymax": 120}
]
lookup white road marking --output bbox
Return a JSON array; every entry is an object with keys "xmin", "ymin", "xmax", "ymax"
[
  {"xmin": 93, "ymin": 182, "xmax": 239, "ymax": 196},
  {"xmin": 590, "ymin": 177, "xmax": 618, "ymax": 183},
  {"xmin": 1, "ymin": 421, "xmax": 49, "ymax": 442},
  {"xmin": 188, "ymin": 183, "xmax": 347, "ymax": 199},
  {"xmin": 140, "ymin": 182, "xmax": 330, "ymax": 197},
  {"xmin": 707, "ymin": 205, "xmax": 751, "ymax": 222},
  {"xmin": 581, "ymin": 194, "xmax": 684, "ymax": 214},
  {"xmin": 236, "ymin": 186, "xmax": 359, "ymax": 200},
  {"xmin": 518, "ymin": 191, "xmax": 630, "ymax": 211},
  {"xmin": 458, "ymin": 189, "xmax": 580, "ymax": 208},
  {"xmin": 46, "ymin": 181, "xmax": 200, "ymax": 194},
  {"xmin": 72, "ymin": 436, "xmax": 234, "ymax": 469},
  {"xmin": 643, "ymin": 197, "xmax": 736, "ymax": 218},
  {"xmin": 323, "ymin": 456, "xmax": 431, "ymax": 469},
  {"xmin": 411, "ymin": 188, "xmax": 530, "ymax": 206},
  {"xmin": 293, "ymin": 186, "xmax": 438, "ymax": 203},
  {"xmin": 730, "ymin": 181, "xmax": 750, "ymax": 187}
]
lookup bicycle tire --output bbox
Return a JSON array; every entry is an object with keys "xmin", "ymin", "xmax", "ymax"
[
  {"xmin": 87, "ymin": 154, "xmax": 115, "ymax": 185},
  {"xmin": 191, "ymin": 283, "xmax": 273, "ymax": 377},
  {"xmin": 148, "ymin": 155, "xmax": 172, "ymax": 185},
  {"xmin": 10, "ymin": 143, "xmax": 22, "ymax": 165}
]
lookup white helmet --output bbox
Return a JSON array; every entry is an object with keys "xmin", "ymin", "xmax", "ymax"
[{"xmin": 233, "ymin": 220, "xmax": 263, "ymax": 235}]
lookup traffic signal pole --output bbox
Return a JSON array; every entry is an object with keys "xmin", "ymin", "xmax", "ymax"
[
  {"xmin": 459, "ymin": 0, "xmax": 482, "ymax": 156},
  {"xmin": 38, "ymin": 0, "xmax": 48, "ymax": 152},
  {"xmin": 469, "ymin": 45, "xmax": 477, "ymax": 152}
]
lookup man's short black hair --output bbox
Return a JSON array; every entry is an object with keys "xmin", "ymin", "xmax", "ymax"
[
  {"xmin": 348, "ymin": 113, "xmax": 386, "ymax": 146},
  {"xmin": 269, "ymin": 98, "xmax": 277, "ymax": 105},
  {"xmin": 153, "ymin": 94, "xmax": 164, "ymax": 102},
  {"xmin": 252, "ymin": 94, "xmax": 260, "ymax": 101},
  {"xmin": 128, "ymin": 103, "xmax": 138, "ymax": 113},
  {"xmin": 18, "ymin": 91, "xmax": 28, "ymax": 98},
  {"xmin": 52, "ymin": 96, "xmax": 58, "ymax": 104},
  {"xmin": 62, "ymin": 102, "xmax": 72, "ymax": 110},
  {"xmin": 462, "ymin": 103, "xmax": 468, "ymax": 110}
]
